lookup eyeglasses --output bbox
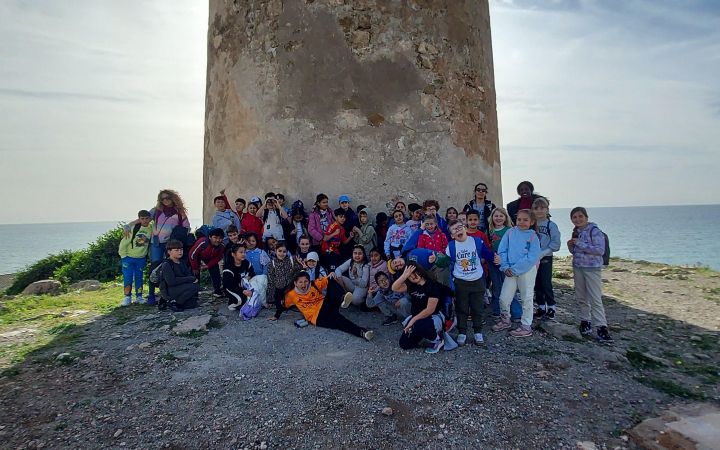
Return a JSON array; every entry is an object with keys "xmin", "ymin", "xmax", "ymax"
[
  {"xmin": 450, "ymin": 225, "xmax": 466, "ymax": 233},
  {"xmin": 475, "ymin": 189, "xmax": 487, "ymax": 193},
  {"xmin": 161, "ymin": 196, "xmax": 171, "ymax": 201}
]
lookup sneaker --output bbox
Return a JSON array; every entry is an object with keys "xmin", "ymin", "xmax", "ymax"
[
  {"xmin": 492, "ymin": 316, "xmax": 511, "ymax": 332},
  {"xmin": 596, "ymin": 326, "xmax": 614, "ymax": 344},
  {"xmin": 135, "ymin": 295, "xmax": 146, "ymax": 305},
  {"xmin": 212, "ymin": 292, "xmax": 224, "ymax": 299},
  {"xmin": 579, "ymin": 320, "xmax": 592, "ymax": 335},
  {"xmin": 510, "ymin": 326, "xmax": 533, "ymax": 338},
  {"xmin": 157, "ymin": 298, "xmax": 167, "ymax": 311},
  {"xmin": 473, "ymin": 333, "xmax": 484, "ymax": 344},
  {"xmin": 341, "ymin": 292, "xmax": 353, "ymax": 308},
  {"xmin": 146, "ymin": 294, "xmax": 157, "ymax": 306},
  {"xmin": 533, "ymin": 308, "xmax": 546, "ymax": 320},
  {"xmin": 456, "ymin": 334, "xmax": 467, "ymax": 346},
  {"xmin": 544, "ymin": 308, "xmax": 556, "ymax": 321},
  {"xmin": 121, "ymin": 296, "xmax": 132, "ymax": 307},
  {"xmin": 363, "ymin": 330, "xmax": 375, "ymax": 341},
  {"xmin": 227, "ymin": 303, "xmax": 238, "ymax": 311},
  {"xmin": 382, "ymin": 315, "xmax": 398, "ymax": 326},
  {"xmin": 510, "ymin": 317, "xmax": 521, "ymax": 323},
  {"xmin": 425, "ymin": 337, "xmax": 445, "ymax": 354}
]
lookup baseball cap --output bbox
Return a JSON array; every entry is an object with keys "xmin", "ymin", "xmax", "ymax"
[
  {"xmin": 306, "ymin": 252, "xmax": 319, "ymax": 262},
  {"xmin": 250, "ymin": 196, "xmax": 261, "ymax": 203},
  {"xmin": 338, "ymin": 195, "xmax": 350, "ymax": 203}
]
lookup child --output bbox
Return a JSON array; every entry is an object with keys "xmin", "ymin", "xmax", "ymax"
[
  {"xmin": 258, "ymin": 192, "xmax": 288, "ymax": 242},
  {"xmin": 446, "ymin": 219, "xmax": 499, "ymax": 345},
  {"xmin": 294, "ymin": 236, "xmax": 312, "ymax": 265},
  {"xmin": 532, "ymin": 197, "xmax": 561, "ymax": 320},
  {"xmin": 211, "ymin": 195, "xmax": 241, "ymax": 244},
  {"xmin": 118, "ymin": 210, "xmax": 153, "ymax": 306},
  {"xmin": 457, "ymin": 212, "xmax": 467, "ymax": 227},
  {"xmin": 367, "ymin": 271, "xmax": 411, "ymax": 326},
  {"xmin": 492, "ymin": 209, "xmax": 541, "ymax": 337},
  {"xmin": 445, "ymin": 207, "xmax": 459, "ymax": 223},
  {"xmin": 285, "ymin": 207, "xmax": 309, "ymax": 255},
  {"xmin": 301, "ymin": 252, "xmax": 327, "ymax": 281},
  {"xmin": 308, "ymin": 194, "xmax": 335, "ymax": 250},
  {"xmin": 268, "ymin": 242, "xmax": 300, "ymax": 315},
  {"xmin": 410, "ymin": 214, "xmax": 449, "ymax": 253},
  {"xmin": 321, "ymin": 209, "xmax": 352, "ymax": 271},
  {"xmin": 222, "ymin": 242, "xmax": 256, "ymax": 310},
  {"xmin": 367, "ymin": 248, "xmax": 389, "ymax": 296},
  {"xmin": 487, "ymin": 207, "xmax": 522, "ymax": 321},
  {"xmin": 338, "ymin": 195, "xmax": 359, "ymax": 259},
  {"xmin": 384, "ymin": 210, "xmax": 410, "ymax": 259},
  {"xmin": 353, "ymin": 208, "xmax": 377, "ymax": 256},
  {"xmin": 465, "ymin": 209, "xmax": 493, "ymax": 292},
  {"xmin": 422, "ymin": 199, "xmax": 449, "ymax": 238},
  {"xmin": 241, "ymin": 200, "xmax": 264, "ymax": 240},
  {"xmin": 374, "ymin": 212, "xmax": 389, "ymax": 254},
  {"xmin": 405, "ymin": 203, "xmax": 423, "ymax": 232},
  {"xmin": 568, "ymin": 207, "xmax": 613, "ymax": 343},
  {"xmin": 245, "ymin": 232, "xmax": 270, "ymax": 275},
  {"xmin": 160, "ymin": 239, "xmax": 200, "ymax": 312},
  {"xmin": 234, "ymin": 197, "xmax": 246, "ymax": 217},
  {"xmin": 188, "ymin": 228, "xmax": 226, "ymax": 297},
  {"xmin": 335, "ymin": 245, "xmax": 370, "ymax": 307},
  {"xmin": 223, "ymin": 225, "xmax": 241, "ymax": 265}
]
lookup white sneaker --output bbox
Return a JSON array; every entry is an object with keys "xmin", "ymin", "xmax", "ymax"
[
  {"xmin": 363, "ymin": 330, "xmax": 375, "ymax": 341},
  {"xmin": 227, "ymin": 303, "xmax": 238, "ymax": 311},
  {"xmin": 121, "ymin": 296, "xmax": 131, "ymax": 307},
  {"xmin": 474, "ymin": 332, "xmax": 485, "ymax": 344},
  {"xmin": 135, "ymin": 295, "xmax": 146, "ymax": 305},
  {"xmin": 456, "ymin": 333, "xmax": 467, "ymax": 346},
  {"xmin": 341, "ymin": 292, "xmax": 353, "ymax": 308}
]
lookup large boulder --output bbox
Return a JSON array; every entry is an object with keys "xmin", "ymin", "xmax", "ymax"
[
  {"xmin": 538, "ymin": 321, "xmax": 583, "ymax": 341},
  {"xmin": 22, "ymin": 280, "xmax": 62, "ymax": 296},
  {"xmin": 69, "ymin": 280, "xmax": 101, "ymax": 291},
  {"xmin": 628, "ymin": 404, "xmax": 720, "ymax": 450}
]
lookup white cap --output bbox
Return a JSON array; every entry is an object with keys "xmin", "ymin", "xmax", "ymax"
[{"xmin": 306, "ymin": 252, "xmax": 319, "ymax": 262}]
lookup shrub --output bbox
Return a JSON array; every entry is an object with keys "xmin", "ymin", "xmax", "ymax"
[
  {"xmin": 54, "ymin": 226, "xmax": 124, "ymax": 283},
  {"xmin": 5, "ymin": 250, "xmax": 77, "ymax": 295}
]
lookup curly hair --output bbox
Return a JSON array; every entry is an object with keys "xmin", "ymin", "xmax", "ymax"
[{"xmin": 155, "ymin": 189, "xmax": 188, "ymax": 218}]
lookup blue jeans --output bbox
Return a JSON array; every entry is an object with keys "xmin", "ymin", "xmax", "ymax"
[
  {"xmin": 121, "ymin": 256, "xmax": 146, "ymax": 295},
  {"xmin": 489, "ymin": 264, "xmax": 522, "ymax": 319},
  {"xmin": 148, "ymin": 241, "xmax": 166, "ymax": 296}
]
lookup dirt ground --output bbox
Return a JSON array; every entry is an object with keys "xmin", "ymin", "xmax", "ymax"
[{"xmin": 0, "ymin": 257, "xmax": 718, "ymax": 449}]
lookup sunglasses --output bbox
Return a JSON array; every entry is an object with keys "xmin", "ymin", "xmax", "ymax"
[
  {"xmin": 475, "ymin": 189, "xmax": 487, "ymax": 193},
  {"xmin": 161, "ymin": 196, "xmax": 172, "ymax": 201}
]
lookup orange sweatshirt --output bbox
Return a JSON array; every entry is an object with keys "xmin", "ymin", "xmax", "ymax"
[{"xmin": 283, "ymin": 276, "xmax": 329, "ymax": 325}]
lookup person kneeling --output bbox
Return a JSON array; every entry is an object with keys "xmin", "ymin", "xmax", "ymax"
[
  {"xmin": 271, "ymin": 271, "xmax": 374, "ymax": 341},
  {"xmin": 160, "ymin": 239, "xmax": 200, "ymax": 312}
]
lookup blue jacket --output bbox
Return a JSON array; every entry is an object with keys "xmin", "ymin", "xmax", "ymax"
[
  {"xmin": 535, "ymin": 218, "xmax": 561, "ymax": 259},
  {"xmin": 211, "ymin": 210, "xmax": 241, "ymax": 242},
  {"xmin": 498, "ymin": 227, "xmax": 541, "ymax": 276}
]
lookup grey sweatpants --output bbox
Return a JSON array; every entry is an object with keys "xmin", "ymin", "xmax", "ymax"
[{"xmin": 573, "ymin": 266, "xmax": 607, "ymax": 327}]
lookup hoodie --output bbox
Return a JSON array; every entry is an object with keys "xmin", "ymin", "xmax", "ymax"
[
  {"xmin": 535, "ymin": 218, "xmax": 561, "ymax": 259},
  {"xmin": 308, "ymin": 208, "xmax": 335, "ymax": 246},
  {"xmin": 211, "ymin": 209, "xmax": 241, "ymax": 243},
  {"xmin": 246, "ymin": 247, "xmax": 270, "ymax": 275},
  {"xmin": 570, "ymin": 222, "xmax": 605, "ymax": 268},
  {"xmin": 498, "ymin": 227, "xmax": 541, "ymax": 276},
  {"xmin": 384, "ymin": 222, "xmax": 411, "ymax": 257}
]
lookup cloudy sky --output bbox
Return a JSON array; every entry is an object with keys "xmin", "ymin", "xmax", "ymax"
[{"xmin": 0, "ymin": 0, "xmax": 718, "ymax": 224}]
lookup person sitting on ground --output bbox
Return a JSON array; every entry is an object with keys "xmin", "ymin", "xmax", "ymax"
[
  {"xmin": 160, "ymin": 239, "xmax": 200, "ymax": 312},
  {"xmin": 188, "ymin": 228, "xmax": 226, "ymax": 298},
  {"xmin": 367, "ymin": 271, "xmax": 411, "ymax": 326},
  {"xmin": 118, "ymin": 210, "xmax": 153, "ymax": 306},
  {"xmin": 299, "ymin": 251, "xmax": 327, "ymax": 282},
  {"xmin": 223, "ymin": 242, "xmax": 256, "ymax": 311},
  {"xmin": 271, "ymin": 271, "xmax": 375, "ymax": 341},
  {"xmin": 335, "ymin": 245, "xmax": 370, "ymax": 308},
  {"xmin": 367, "ymin": 248, "xmax": 389, "ymax": 297},
  {"xmin": 391, "ymin": 263, "xmax": 449, "ymax": 354},
  {"xmin": 212, "ymin": 192, "xmax": 241, "ymax": 244},
  {"xmin": 267, "ymin": 242, "xmax": 299, "ymax": 312}
]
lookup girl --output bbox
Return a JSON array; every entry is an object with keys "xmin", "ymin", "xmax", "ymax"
[
  {"xmin": 445, "ymin": 207, "xmax": 459, "ymax": 223},
  {"xmin": 245, "ymin": 233, "xmax": 270, "ymax": 276},
  {"xmin": 308, "ymin": 194, "xmax": 335, "ymax": 250},
  {"xmin": 272, "ymin": 271, "xmax": 374, "ymax": 341},
  {"xmin": 285, "ymin": 207, "xmax": 309, "ymax": 254},
  {"xmin": 463, "ymin": 182, "xmax": 497, "ymax": 233},
  {"xmin": 391, "ymin": 263, "xmax": 449, "ymax": 354},
  {"xmin": 487, "ymin": 208, "xmax": 522, "ymax": 321},
  {"xmin": 394, "ymin": 201, "xmax": 408, "ymax": 219},
  {"xmin": 532, "ymin": 197, "xmax": 561, "ymax": 320},
  {"xmin": 294, "ymin": 236, "xmax": 312, "ymax": 265},
  {"xmin": 241, "ymin": 201, "xmax": 264, "ymax": 240},
  {"xmin": 353, "ymin": 208, "xmax": 377, "ymax": 256},
  {"xmin": 267, "ymin": 242, "xmax": 299, "ymax": 313},
  {"xmin": 492, "ymin": 209, "xmax": 541, "ymax": 337},
  {"xmin": 367, "ymin": 248, "xmax": 389, "ymax": 297},
  {"xmin": 335, "ymin": 245, "xmax": 370, "ymax": 307},
  {"xmin": 384, "ymin": 210, "xmax": 410, "ymax": 259},
  {"xmin": 568, "ymin": 207, "xmax": 613, "ymax": 344},
  {"xmin": 302, "ymin": 252, "xmax": 327, "ymax": 282},
  {"xmin": 222, "ymin": 243, "xmax": 256, "ymax": 311}
]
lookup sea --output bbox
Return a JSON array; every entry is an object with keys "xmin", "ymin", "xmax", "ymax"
[{"xmin": 1, "ymin": 205, "xmax": 719, "ymax": 275}]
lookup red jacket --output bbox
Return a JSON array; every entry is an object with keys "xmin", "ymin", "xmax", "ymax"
[
  {"xmin": 417, "ymin": 228, "xmax": 449, "ymax": 253},
  {"xmin": 240, "ymin": 213, "xmax": 264, "ymax": 239},
  {"xmin": 188, "ymin": 237, "xmax": 225, "ymax": 272}
]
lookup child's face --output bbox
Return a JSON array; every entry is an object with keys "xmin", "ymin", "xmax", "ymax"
[
  {"xmin": 214, "ymin": 199, "xmax": 226, "ymax": 211},
  {"xmin": 359, "ymin": 213, "xmax": 368, "ymax": 224},
  {"xmin": 306, "ymin": 259, "xmax": 317, "ymax": 268},
  {"xmin": 425, "ymin": 206, "xmax": 437, "ymax": 216},
  {"xmin": 370, "ymin": 251, "xmax": 381, "ymax": 264},
  {"xmin": 276, "ymin": 247, "xmax": 287, "ymax": 259},
  {"xmin": 533, "ymin": 205, "xmax": 548, "ymax": 219},
  {"xmin": 411, "ymin": 209, "xmax": 422, "ymax": 220},
  {"xmin": 377, "ymin": 275, "xmax": 390, "ymax": 289},
  {"xmin": 393, "ymin": 212, "xmax": 404, "ymax": 224},
  {"xmin": 446, "ymin": 209, "xmax": 457, "ymax": 220},
  {"xmin": 516, "ymin": 213, "xmax": 533, "ymax": 230},
  {"xmin": 492, "ymin": 211, "xmax": 506, "ymax": 227},
  {"xmin": 450, "ymin": 223, "xmax": 467, "ymax": 241},
  {"xmin": 424, "ymin": 218, "xmax": 437, "ymax": 232},
  {"xmin": 210, "ymin": 235, "xmax": 223, "ymax": 246},
  {"xmin": 294, "ymin": 276, "xmax": 309, "ymax": 291},
  {"xmin": 293, "ymin": 213, "xmax": 303, "ymax": 222},
  {"xmin": 318, "ymin": 198, "xmax": 329, "ymax": 210},
  {"xmin": 233, "ymin": 247, "xmax": 246, "ymax": 261},
  {"xmin": 336, "ymin": 215, "xmax": 346, "ymax": 225},
  {"xmin": 139, "ymin": 216, "xmax": 151, "ymax": 227},
  {"xmin": 458, "ymin": 213, "xmax": 467, "ymax": 225},
  {"xmin": 236, "ymin": 201, "xmax": 245, "ymax": 211},
  {"xmin": 395, "ymin": 203, "xmax": 406, "ymax": 213},
  {"xmin": 228, "ymin": 232, "xmax": 239, "ymax": 243},
  {"xmin": 352, "ymin": 248, "xmax": 364, "ymax": 262},
  {"xmin": 299, "ymin": 239, "xmax": 310, "ymax": 253},
  {"xmin": 571, "ymin": 212, "xmax": 588, "ymax": 228},
  {"xmin": 266, "ymin": 238, "xmax": 277, "ymax": 250},
  {"xmin": 340, "ymin": 201, "xmax": 350, "ymax": 210},
  {"xmin": 246, "ymin": 236, "xmax": 257, "ymax": 249},
  {"xmin": 467, "ymin": 214, "xmax": 479, "ymax": 230},
  {"xmin": 391, "ymin": 258, "xmax": 405, "ymax": 271},
  {"xmin": 168, "ymin": 247, "xmax": 183, "ymax": 259},
  {"xmin": 248, "ymin": 204, "xmax": 258, "ymax": 215}
]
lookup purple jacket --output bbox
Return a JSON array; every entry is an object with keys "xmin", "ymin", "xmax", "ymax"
[
  {"xmin": 308, "ymin": 208, "xmax": 335, "ymax": 246},
  {"xmin": 570, "ymin": 223, "xmax": 605, "ymax": 268}
]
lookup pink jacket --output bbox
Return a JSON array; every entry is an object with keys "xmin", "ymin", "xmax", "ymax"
[{"xmin": 308, "ymin": 208, "xmax": 335, "ymax": 246}]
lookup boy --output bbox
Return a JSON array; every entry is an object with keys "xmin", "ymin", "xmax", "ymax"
[
  {"xmin": 405, "ymin": 203, "xmax": 423, "ymax": 232},
  {"xmin": 223, "ymin": 225, "xmax": 241, "ymax": 265},
  {"xmin": 211, "ymin": 194, "xmax": 241, "ymax": 244},
  {"xmin": 234, "ymin": 197, "xmax": 246, "ymax": 217},
  {"xmin": 422, "ymin": 199, "xmax": 449, "ymax": 238},
  {"xmin": 321, "ymin": 209, "xmax": 352, "ymax": 271},
  {"xmin": 366, "ymin": 271, "xmax": 411, "ymax": 326},
  {"xmin": 353, "ymin": 208, "xmax": 377, "ymax": 255},
  {"xmin": 160, "ymin": 239, "xmax": 200, "ymax": 312},
  {"xmin": 257, "ymin": 192, "xmax": 288, "ymax": 241},
  {"xmin": 445, "ymin": 219, "xmax": 500, "ymax": 346},
  {"xmin": 189, "ymin": 228, "xmax": 226, "ymax": 297},
  {"xmin": 118, "ymin": 210, "xmax": 153, "ymax": 306}
]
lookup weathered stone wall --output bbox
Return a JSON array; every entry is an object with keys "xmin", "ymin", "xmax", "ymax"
[{"xmin": 204, "ymin": 0, "xmax": 501, "ymax": 221}]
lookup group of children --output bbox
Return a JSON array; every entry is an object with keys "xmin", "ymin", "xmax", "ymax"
[{"xmin": 119, "ymin": 181, "xmax": 614, "ymax": 353}]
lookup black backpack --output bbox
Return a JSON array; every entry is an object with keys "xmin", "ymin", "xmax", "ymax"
[{"xmin": 589, "ymin": 226, "xmax": 611, "ymax": 266}]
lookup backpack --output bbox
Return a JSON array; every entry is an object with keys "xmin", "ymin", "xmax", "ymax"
[
  {"xmin": 149, "ymin": 261, "xmax": 166, "ymax": 285},
  {"xmin": 589, "ymin": 226, "xmax": 611, "ymax": 266},
  {"xmin": 194, "ymin": 224, "xmax": 215, "ymax": 239}
]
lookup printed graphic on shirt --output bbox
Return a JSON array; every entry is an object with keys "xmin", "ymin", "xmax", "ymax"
[
  {"xmin": 134, "ymin": 231, "xmax": 151, "ymax": 248},
  {"xmin": 456, "ymin": 247, "xmax": 479, "ymax": 274}
]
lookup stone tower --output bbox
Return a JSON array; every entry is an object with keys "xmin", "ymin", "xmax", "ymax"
[{"xmin": 204, "ymin": 0, "xmax": 501, "ymax": 221}]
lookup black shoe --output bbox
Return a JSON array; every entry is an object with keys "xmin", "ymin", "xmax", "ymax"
[
  {"xmin": 579, "ymin": 320, "xmax": 592, "ymax": 335},
  {"xmin": 382, "ymin": 315, "xmax": 398, "ymax": 326},
  {"xmin": 544, "ymin": 308, "xmax": 556, "ymax": 321},
  {"xmin": 157, "ymin": 298, "xmax": 167, "ymax": 311},
  {"xmin": 533, "ymin": 308, "xmax": 546, "ymax": 320},
  {"xmin": 596, "ymin": 326, "xmax": 614, "ymax": 344},
  {"xmin": 168, "ymin": 300, "xmax": 182, "ymax": 312}
]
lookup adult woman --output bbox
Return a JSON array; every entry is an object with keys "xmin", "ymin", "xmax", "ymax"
[
  {"xmin": 308, "ymin": 193, "xmax": 335, "ymax": 250},
  {"xmin": 506, "ymin": 181, "xmax": 541, "ymax": 224},
  {"xmin": 272, "ymin": 271, "xmax": 375, "ymax": 341},
  {"xmin": 125, "ymin": 189, "xmax": 190, "ymax": 305},
  {"xmin": 391, "ymin": 263, "xmax": 449, "ymax": 354},
  {"xmin": 463, "ymin": 182, "xmax": 497, "ymax": 233}
]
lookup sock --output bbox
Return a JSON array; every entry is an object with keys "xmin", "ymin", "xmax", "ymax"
[{"xmin": 548, "ymin": 305, "xmax": 556, "ymax": 311}]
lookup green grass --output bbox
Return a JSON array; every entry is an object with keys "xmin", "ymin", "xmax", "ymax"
[
  {"xmin": 626, "ymin": 350, "xmax": 664, "ymax": 369},
  {"xmin": 634, "ymin": 376, "xmax": 706, "ymax": 400}
]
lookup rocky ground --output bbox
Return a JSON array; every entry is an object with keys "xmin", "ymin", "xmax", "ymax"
[{"xmin": 0, "ymin": 258, "xmax": 718, "ymax": 449}]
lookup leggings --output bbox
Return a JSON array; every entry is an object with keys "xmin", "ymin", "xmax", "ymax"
[{"xmin": 315, "ymin": 279, "xmax": 365, "ymax": 338}]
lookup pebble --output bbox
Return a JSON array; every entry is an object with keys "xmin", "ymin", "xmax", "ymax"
[
  {"xmin": 113, "ymin": 429, "xmax": 123, "ymax": 438},
  {"xmin": 381, "ymin": 407, "xmax": 393, "ymax": 416}
]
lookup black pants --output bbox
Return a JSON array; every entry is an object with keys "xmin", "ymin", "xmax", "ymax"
[
  {"xmin": 315, "ymin": 279, "xmax": 364, "ymax": 338},
  {"xmin": 399, "ymin": 316, "xmax": 438, "ymax": 349},
  {"xmin": 169, "ymin": 283, "xmax": 200, "ymax": 309},
  {"xmin": 208, "ymin": 264, "xmax": 222, "ymax": 294},
  {"xmin": 320, "ymin": 251, "xmax": 341, "ymax": 273},
  {"xmin": 454, "ymin": 278, "xmax": 486, "ymax": 334},
  {"xmin": 534, "ymin": 256, "xmax": 555, "ymax": 307}
]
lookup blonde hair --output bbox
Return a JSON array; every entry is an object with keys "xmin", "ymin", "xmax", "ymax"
[
  {"xmin": 532, "ymin": 197, "xmax": 549, "ymax": 209},
  {"xmin": 155, "ymin": 189, "xmax": 188, "ymax": 218},
  {"xmin": 490, "ymin": 207, "xmax": 513, "ymax": 228}
]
